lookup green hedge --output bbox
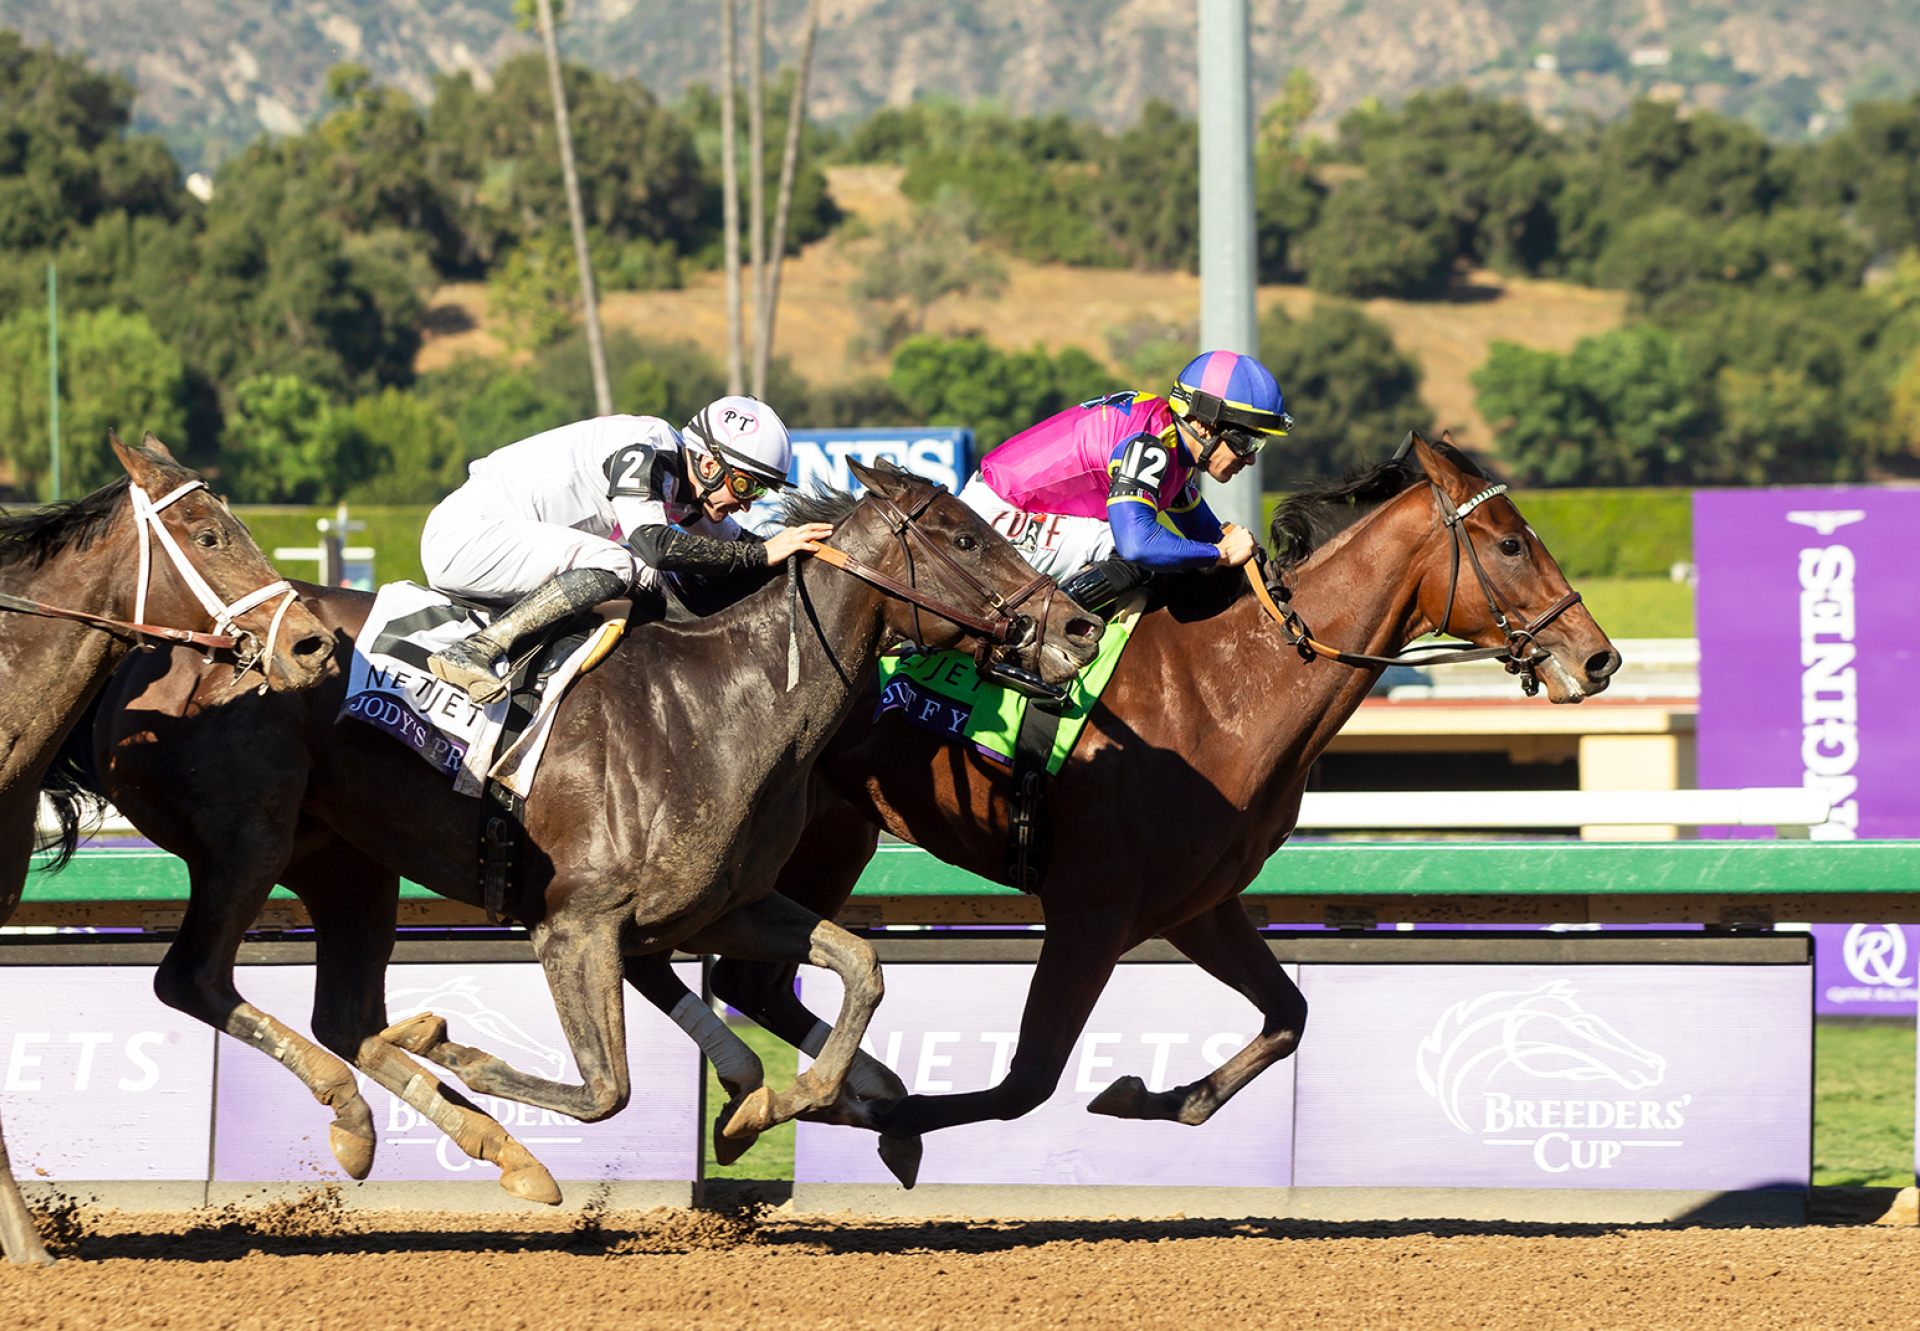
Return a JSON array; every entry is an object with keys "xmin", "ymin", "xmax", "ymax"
[
  {"xmin": 1261, "ymin": 488, "xmax": 1692, "ymax": 580},
  {"xmin": 233, "ymin": 506, "xmax": 431, "ymax": 589}
]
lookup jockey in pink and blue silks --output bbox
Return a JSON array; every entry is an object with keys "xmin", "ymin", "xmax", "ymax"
[{"xmin": 959, "ymin": 350, "xmax": 1293, "ymax": 611}]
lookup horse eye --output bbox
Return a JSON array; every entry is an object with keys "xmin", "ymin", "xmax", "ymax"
[
  {"xmin": 1499, "ymin": 537, "xmax": 1522, "ymax": 557},
  {"xmin": 194, "ymin": 530, "xmax": 220, "ymax": 549},
  {"xmin": 955, "ymin": 533, "xmax": 978, "ymax": 552}
]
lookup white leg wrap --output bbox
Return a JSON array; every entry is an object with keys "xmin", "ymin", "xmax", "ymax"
[{"xmin": 670, "ymin": 994, "xmax": 763, "ymax": 1091}]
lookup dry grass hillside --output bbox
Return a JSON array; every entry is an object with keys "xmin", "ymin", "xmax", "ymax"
[{"xmin": 418, "ymin": 166, "xmax": 1626, "ymax": 455}]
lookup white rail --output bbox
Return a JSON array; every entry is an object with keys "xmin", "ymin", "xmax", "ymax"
[{"xmin": 1296, "ymin": 787, "xmax": 1829, "ymax": 835}]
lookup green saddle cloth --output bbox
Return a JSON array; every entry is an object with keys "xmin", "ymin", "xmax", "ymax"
[{"xmin": 872, "ymin": 597, "xmax": 1141, "ymax": 776}]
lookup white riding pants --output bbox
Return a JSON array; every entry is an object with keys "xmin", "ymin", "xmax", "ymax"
[
  {"xmin": 420, "ymin": 495, "xmax": 638, "ymax": 601},
  {"xmin": 957, "ymin": 475, "xmax": 1114, "ymax": 581}
]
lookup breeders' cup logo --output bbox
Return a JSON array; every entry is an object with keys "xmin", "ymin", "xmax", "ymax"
[
  {"xmin": 386, "ymin": 976, "xmax": 567, "ymax": 1080},
  {"xmin": 1843, "ymin": 924, "xmax": 1914, "ymax": 989},
  {"xmin": 1416, "ymin": 980, "xmax": 1689, "ymax": 1174}
]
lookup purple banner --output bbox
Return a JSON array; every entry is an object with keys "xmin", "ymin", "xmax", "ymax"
[
  {"xmin": 1695, "ymin": 489, "xmax": 1920, "ymax": 840},
  {"xmin": 214, "ymin": 963, "xmax": 700, "ymax": 1183},
  {"xmin": 795, "ymin": 964, "xmax": 1295, "ymax": 1187},
  {"xmin": 0, "ymin": 967, "xmax": 214, "ymax": 1180},
  {"xmin": 1292, "ymin": 964, "xmax": 1809, "ymax": 1190},
  {"xmin": 1813, "ymin": 924, "xmax": 1920, "ymax": 1016}
]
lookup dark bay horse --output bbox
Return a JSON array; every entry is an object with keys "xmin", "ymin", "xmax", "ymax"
[
  {"xmin": 88, "ymin": 463, "xmax": 1100, "ymax": 1204},
  {"xmin": 0, "ymin": 434, "xmax": 333, "ymax": 1264},
  {"xmin": 669, "ymin": 434, "xmax": 1621, "ymax": 1172}
]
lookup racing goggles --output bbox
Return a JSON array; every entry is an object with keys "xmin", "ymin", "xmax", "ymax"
[
  {"xmin": 714, "ymin": 457, "xmax": 771, "ymax": 503},
  {"xmin": 1216, "ymin": 415, "xmax": 1292, "ymax": 460}
]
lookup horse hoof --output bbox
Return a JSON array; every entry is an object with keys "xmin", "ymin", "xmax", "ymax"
[
  {"xmin": 500, "ymin": 1164, "xmax": 562, "ymax": 1206},
  {"xmin": 329, "ymin": 1122, "xmax": 376, "ymax": 1180},
  {"xmin": 379, "ymin": 1011, "xmax": 448, "ymax": 1054},
  {"xmin": 713, "ymin": 1111, "xmax": 760, "ymax": 1167},
  {"xmin": 1087, "ymin": 1075, "xmax": 1149, "ymax": 1119},
  {"xmin": 722, "ymin": 1086, "xmax": 775, "ymax": 1140},
  {"xmin": 877, "ymin": 1134, "xmax": 922, "ymax": 1189}
]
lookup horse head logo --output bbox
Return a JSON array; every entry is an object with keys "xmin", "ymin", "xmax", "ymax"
[
  {"xmin": 386, "ymin": 975, "xmax": 569, "ymax": 1080},
  {"xmin": 1415, "ymin": 980, "xmax": 1666, "ymax": 1133}
]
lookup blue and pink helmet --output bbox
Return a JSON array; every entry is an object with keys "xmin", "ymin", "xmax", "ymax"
[{"xmin": 1168, "ymin": 350, "xmax": 1292, "ymax": 443}]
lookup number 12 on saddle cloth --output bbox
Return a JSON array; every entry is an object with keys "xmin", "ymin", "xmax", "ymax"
[{"xmin": 873, "ymin": 594, "xmax": 1142, "ymax": 775}]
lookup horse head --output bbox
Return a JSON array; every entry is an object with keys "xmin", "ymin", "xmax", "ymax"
[
  {"xmin": 1400, "ymin": 431, "xmax": 1619, "ymax": 703},
  {"xmin": 110, "ymin": 430, "xmax": 334, "ymax": 691},
  {"xmin": 833, "ymin": 459, "xmax": 1103, "ymax": 690},
  {"xmin": 1417, "ymin": 979, "xmax": 1666, "ymax": 1133}
]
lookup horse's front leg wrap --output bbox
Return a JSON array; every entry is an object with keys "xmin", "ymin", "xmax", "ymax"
[
  {"xmin": 354, "ymin": 1035, "xmax": 561, "ymax": 1205},
  {"xmin": 231, "ymin": 1003, "xmax": 377, "ymax": 1179}
]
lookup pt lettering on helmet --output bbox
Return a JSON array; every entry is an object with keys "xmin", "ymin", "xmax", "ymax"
[{"xmin": 719, "ymin": 407, "xmax": 759, "ymax": 438}]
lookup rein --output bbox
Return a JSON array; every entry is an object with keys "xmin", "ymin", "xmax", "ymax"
[
  {"xmin": 1247, "ymin": 456, "xmax": 1583, "ymax": 697},
  {"xmin": 805, "ymin": 484, "xmax": 1061, "ymax": 692},
  {"xmin": 0, "ymin": 479, "xmax": 298, "ymax": 690}
]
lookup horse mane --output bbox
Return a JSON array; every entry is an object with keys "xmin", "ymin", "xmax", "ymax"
[
  {"xmin": 1267, "ymin": 439, "xmax": 1488, "ymax": 572},
  {"xmin": 778, "ymin": 485, "xmax": 860, "ymax": 528},
  {"xmin": 0, "ymin": 476, "xmax": 133, "ymax": 570}
]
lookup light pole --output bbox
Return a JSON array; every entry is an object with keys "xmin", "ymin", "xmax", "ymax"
[{"xmin": 1197, "ymin": 0, "xmax": 1262, "ymax": 534}]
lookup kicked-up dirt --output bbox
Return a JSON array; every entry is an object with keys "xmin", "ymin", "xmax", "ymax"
[{"xmin": 0, "ymin": 1189, "xmax": 1915, "ymax": 1330}]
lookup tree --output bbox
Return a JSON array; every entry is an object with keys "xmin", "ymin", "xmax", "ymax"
[
  {"xmin": 889, "ymin": 336, "xmax": 1116, "ymax": 449},
  {"xmin": 1090, "ymin": 100, "xmax": 1200, "ymax": 271},
  {"xmin": 850, "ymin": 195, "xmax": 1007, "ymax": 353},
  {"xmin": 1258, "ymin": 302, "xmax": 1430, "ymax": 483},
  {"xmin": 218, "ymin": 374, "xmax": 369, "ymax": 504},
  {"xmin": 0, "ymin": 305, "xmax": 186, "ymax": 497},
  {"xmin": 1302, "ymin": 178, "xmax": 1455, "ymax": 299}
]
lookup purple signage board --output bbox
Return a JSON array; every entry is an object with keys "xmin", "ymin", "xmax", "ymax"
[
  {"xmin": 214, "ymin": 962, "xmax": 700, "ymax": 1183},
  {"xmin": 1695, "ymin": 488, "xmax": 1920, "ymax": 840},
  {"xmin": 1292, "ymin": 964, "xmax": 1809, "ymax": 1191},
  {"xmin": 1813, "ymin": 924, "xmax": 1920, "ymax": 1016},
  {"xmin": 795, "ymin": 963, "xmax": 1295, "ymax": 1188},
  {"xmin": 0, "ymin": 967, "xmax": 214, "ymax": 1180}
]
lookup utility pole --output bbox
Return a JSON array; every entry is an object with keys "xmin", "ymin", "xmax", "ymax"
[
  {"xmin": 534, "ymin": 0, "xmax": 612, "ymax": 416},
  {"xmin": 1197, "ymin": 0, "xmax": 1261, "ymax": 534},
  {"xmin": 756, "ymin": 0, "xmax": 823, "ymax": 399},
  {"xmin": 747, "ymin": 0, "xmax": 767, "ymax": 397},
  {"xmin": 46, "ymin": 263, "xmax": 59, "ymax": 502},
  {"xmin": 721, "ymin": 0, "xmax": 744, "ymax": 395}
]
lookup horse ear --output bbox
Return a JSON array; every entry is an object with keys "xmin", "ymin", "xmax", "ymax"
[
  {"xmin": 847, "ymin": 458, "xmax": 913, "ymax": 500},
  {"xmin": 1408, "ymin": 429, "xmax": 1476, "ymax": 502},
  {"xmin": 141, "ymin": 431, "xmax": 178, "ymax": 463}
]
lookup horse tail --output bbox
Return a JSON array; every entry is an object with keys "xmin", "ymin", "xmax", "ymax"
[{"xmin": 36, "ymin": 691, "xmax": 108, "ymax": 873}]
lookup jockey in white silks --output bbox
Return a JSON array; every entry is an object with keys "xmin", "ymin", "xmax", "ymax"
[{"xmin": 419, "ymin": 396, "xmax": 833, "ymax": 704}]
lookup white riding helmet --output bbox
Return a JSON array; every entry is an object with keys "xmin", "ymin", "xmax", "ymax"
[{"xmin": 683, "ymin": 396, "xmax": 793, "ymax": 494}]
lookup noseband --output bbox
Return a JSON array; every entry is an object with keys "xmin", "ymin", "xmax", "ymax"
[
  {"xmin": 806, "ymin": 484, "xmax": 1061, "ymax": 683},
  {"xmin": 1248, "ymin": 456, "xmax": 1582, "ymax": 696},
  {"xmin": 0, "ymin": 479, "xmax": 298, "ymax": 690}
]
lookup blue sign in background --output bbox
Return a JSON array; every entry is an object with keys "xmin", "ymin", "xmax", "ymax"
[{"xmin": 788, "ymin": 427, "xmax": 973, "ymax": 495}]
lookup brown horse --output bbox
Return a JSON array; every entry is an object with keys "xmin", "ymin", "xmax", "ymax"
[
  {"xmin": 0, "ymin": 434, "xmax": 332, "ymax": 1264},
  {"xmin": 661, "ymin": 434, "xmax": 1622, "ymax": 1172},
  {"xmin": 87, "ymin": 463, "xmax": 1100, "ymax": 1204}
]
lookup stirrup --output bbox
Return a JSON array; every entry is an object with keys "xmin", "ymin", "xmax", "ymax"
[{"xmin": 979, "ymin": 661, "xmax": 1067, "ymax": 706}]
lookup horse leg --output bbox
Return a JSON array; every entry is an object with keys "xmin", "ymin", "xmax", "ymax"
[
  {"xmin": 872, "ymin": 910, "xmax": 1131, "ymax": 1139},
  {"xmin": 287, "ymin": 846, "xmax": 560, "ymax": 1205},
  {"xmin": 152, "ymin": 859, "xmax": 379, "ymax": 1182},
  {"xmin": 621, "ymin": 953, "xmax": 766, "ymax": 1167},
  {"xmin": 0, "ymin": 805, "xmax": 53, "ymax": 1266},
  {"xmin": 1088, "ymin": 896, "xmax": 1308, "ymax": 1124},
  {"xmin": 379, "ymin": 916, "xmax": 633, "ymax": 1125},
  {"xmin": 681, "ymin": 894, "xmax": 883, "ymax": 1140}
]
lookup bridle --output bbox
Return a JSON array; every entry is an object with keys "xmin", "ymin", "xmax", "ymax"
[
  {"xmin": 0, "ymin": 479, "xmax": 299, "ymax": 690},
  {"xmin": 805, "ymin": 483, "xmax": 1065, "ymax": 696},
  {"xmin": 1246, "ymin": 443, "xmax": 1582, "ymax": 697}
]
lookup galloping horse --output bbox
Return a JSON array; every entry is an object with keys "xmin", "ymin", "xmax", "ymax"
[
  {"xmin": 87, "ymin": 463, "xmax": 1100, "ymax": 1203},
  {"xmin": 0, "ymin": 434, "xmax": 333, "ymax": 1264},
  {"xmin": 669, "ymin": 433, "xmax": 1620, "ymax": 1172}
]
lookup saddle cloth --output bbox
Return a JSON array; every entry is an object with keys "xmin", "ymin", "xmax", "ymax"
[
  {"xmin": 872, "ymin": 593, "xmax": 1142, "ymax": 776},
  {"xmin": 340, "ymin": 581, "xmax": 622, "ymax": 799}
]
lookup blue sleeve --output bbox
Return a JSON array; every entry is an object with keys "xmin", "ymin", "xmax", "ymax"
[
  {"xmin": 1167, "ymin": 491, "xmax": 1226, "ymax": 545},
  {"xmin": 1109, "ymin": 497, "xmax": 1222, "ymax": 569}
]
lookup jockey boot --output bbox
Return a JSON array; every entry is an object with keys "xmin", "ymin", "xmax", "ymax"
[
  {"xmin": 428, "ymin": 567, "xmax": 628, "ymax": 705},
  {"xmin": 1059, "ymin": 557, "xmax": 1151, "ymax": 614}
]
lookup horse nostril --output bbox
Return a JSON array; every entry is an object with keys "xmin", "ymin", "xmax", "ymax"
[
  {"xmin": 1586, "ymin": 649, "xmax": 1621, "ymax": 680},
  {"xmin": 292, "ymin": 634, "xmax": 330, "ymax": 659},
  {"xmin": 1066, "ymin": 618, "xmax": 1101, "ymax": 641}
]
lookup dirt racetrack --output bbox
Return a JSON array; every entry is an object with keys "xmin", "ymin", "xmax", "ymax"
[{"xmin": 0, "ymin": 1189, "xmax": 1916, "ymax": 1331}]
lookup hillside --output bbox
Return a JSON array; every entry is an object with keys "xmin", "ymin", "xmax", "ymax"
[
  {"xmin": 419, "ymin": 166, "xmax": 1627, "ymax": 453},
  {"xmin": 5, "ymin": 0, "xmax": 1918, "ymax": 171}
]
